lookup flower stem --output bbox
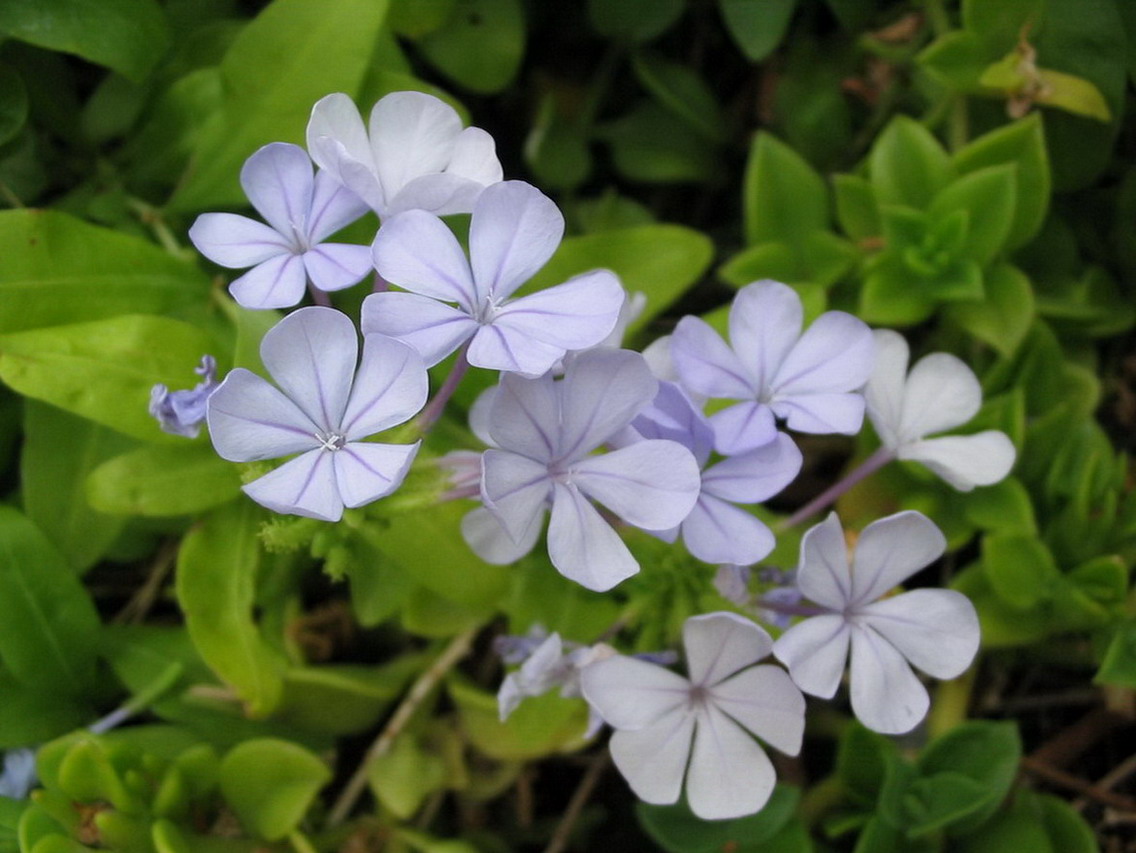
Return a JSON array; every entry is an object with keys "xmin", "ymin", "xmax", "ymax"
[
  {"xmin": 776, "ymin": 446, "xmax": 895, "ymax": 531},
  {"xmin": 414, "ymin": 344, "xmax": 471, "ymax": 433},
  {"xmin": 372, "ymin": 271, "xmax": 389, "ymax": 293},
  {"xmin": 307, "ymin": 283, "xmax": 331, "ymax": 307},
  {"xmin": 750, "ymin": 595, "xmax": 826, "ymax": 618},
  {"xmin": 325, "ymin": 628, "xmax": 477, "ymax": 827}
]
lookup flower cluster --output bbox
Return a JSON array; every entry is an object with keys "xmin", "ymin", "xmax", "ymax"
[{"xmin": 162, "ymin": 90, "xmax": 1018, "ymax": 822}]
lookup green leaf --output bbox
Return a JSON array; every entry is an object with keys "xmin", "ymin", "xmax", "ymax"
[
  {"xmin": 637, "ymin": 785, "xmax": 799, "ymax": 851},
  {"xmin": 388, "ymin": 0, "xmax": 456, "ymax": 37},
  {"xmin": 175, "ymin": 503, "xmax": 287, "ymax": 718},
  {"xmin": 917, "ymin": 721, "xmax": 1021, "ymax": 835},
  {"xmin": 0, "ymin": 0, "xmax": 170, "ymax": 81},
  {"xmin": 0, "ymin": 672, "xmax": 89, "ymax": 748},
  {"xmin": 0, "ymin": 507, "xmax": 101, "ymax": 697},
  {"xmin": 918, "ymin": 30, "xmax": 988, "ymax": 90},
  {"xmin": 944, "ymin": 262, "xmax": 1034, "ymax": 355},
  {"xmin": 836, "ymin": 724, "xmax": 901, "ymax": 807},
  {"xmin": 1095, "ymin": 617, "xmax": 1136, "ymax": 688},
  {"xmin": 587, "ymin": 0, "xmax": 684, "ymax": 43},
  {"xmin": 602, "ymin": 101, "xmax": 720, "ymax": 183},
  {"xmin": 86, "ymin": 443, "xmax": 241, "ymax": 517},
  {"xmin": 962, "ymin": 0, "xmax": 1044, "ymax": 55},
  {"xmin": 954, "ymin": 113, "xmax": 1050, "ymax": 250},
  {"xmin": 0, "ymin": 64, "xmax": 28, "ymax": 147},
  {"xmin": 526, "ymin": 224, "xmax": 713, "ymax": 338},
  {"xmin": 1034, "ymin": 68, "xmax": 1112, "ymax": 121},
  {"xmin": 962, "ymin": 477, "xmax": 1036, "ymax": 534},
  {"xmin": 0, "ymin": 210, "xmax": 210, "ymax": 334},
  {"xmin": 719, "ymin": 0, "xmax": 797, "ymax": 62},
  {"xmin": 901, "ymin": 773, "xmax": 995, "ymax": 838},
  {"xmin": 833, "ymin": 174, "xmax": 881, "ymax": 241},
  {"xmin": 169, "ymin": 0, "xmax": 391, "ymax": 211},
  {"xmin": 859, "ymin": 256, "xmax": 939, "ymax": 326},
  {"xmin": 524, "ymin": 92, "xmax": 592, "ymax": 191},
  {"xmin": 632, "ymin": 52, "xmax": 727, "ymax": 142},
  {"xmin": 1034, "ymin": 792, "xmax": 1101, "ymax": 853},
  {"xmin": 417, "ymin": 0, "xmax": 524, "ymax": 94},
  {"xmin": 21, "ymin": 401, "xmax": 133, "ymax": 573},
  {"xmin": 744, "ymin": 132, "xmax": 829, "ymax": 246},
  {"xmin": 869, "ymin": 116, "xmax": 953, "ymax": 209},
  {"xmin": 981, "ymin": 532, "xmax": 1061, "ymax": 609},
  {"xmin": 0, "ymin": 315, "xmax": 218, "ymax": 443},
  {"xmin": 929, "ymin": 164, "xmax": 1018, "ymax": 265},
  {"xmin": 1035, "ymin": 266, "xmax": 1136, "ymax": 337},
  {"xmin": 219, "ymin": 739, "xmax": 330, "ymax": 841},
  {"xmin": 369, "ymin": 734, "xmax": 448, "ymax": 819},
  {"xmin": 275, "ymin": 660, "xmax": 422, "ymax": 736}
]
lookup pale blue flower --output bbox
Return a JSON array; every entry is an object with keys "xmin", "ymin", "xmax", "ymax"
[{"xmin": 149, "ymin": 354, "xmax": 218, "ymax": 438}]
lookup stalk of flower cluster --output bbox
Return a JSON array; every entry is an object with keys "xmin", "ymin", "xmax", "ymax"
[
  {"xmin": 306, "ymin": 282, "xmax": 332, "ymax": 307},
  {"xmin": 776, "ymin": 446, "xmax": 894, "ymax": 531},
  {"xmin": 413, "ymin": 343, "xmax": 472, "ymax": 433}
]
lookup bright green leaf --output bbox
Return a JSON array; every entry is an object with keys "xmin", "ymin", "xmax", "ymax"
[
  {"xmin": 0, "ymin": 315, "xmax": 218, "ymax": 443},
  {"xmin": 0, "ymin": 0, "xmax": 170, "ymax": 81},
  {"xmin": 369, "ymin": 734, "xmax": 448, "ymax": 819},
  {"xmin": 388, "ymin": 0, "xmax": 456, "ymax": 37},
  {"xmin": 86, "ymin": 443, "xmax": 241, "ymax": 517},
  {"xmin": 929, "ymin": 164, "xmax": 1018, "ymax": 265},
  {"xmin": 0, "ymin": 507, "xmax": 101, "ymax": 697},
  {"xmin": 169, "ymin": 0, "xmax": 390, "ymax": 211},
  {"xmin": 945, "ymin": 262, "xmax": 1034, "ymax": 355},
  {"xmin": 869, "ymin": 116, "xmax": 954, "ymax": 209},
  {"xmin": 175, "ymin": 503, "xmax": 287, "ymax": 718},
  {"xmin": 744, "ymin": 132, "xmax": 828, "ymax": 245},
  {"xmin": 981, "ymin": 532, "xmax": 1060, "ymax": 609},
  {"xmin": 833, "ymin": 174, "xmax": 881, "ymax": 241},
  {"xmin": 219, "ymin": 739, "xmax": 330, "ymax": 841},
  {"xmin": 449, "ymin": 676, "xmax": 587, "ymax": 760},
  {"xmin": 0, "ymin": 210, "xmax": 209, "ymax": 334}
]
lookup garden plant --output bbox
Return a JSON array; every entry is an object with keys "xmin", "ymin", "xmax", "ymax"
[{"xmin": 0, "ymin": 0, "xmax": 1134, "ymax": 851}]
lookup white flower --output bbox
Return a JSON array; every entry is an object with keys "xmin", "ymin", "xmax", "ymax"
[
  {"xmin": 581, "ymin": 612, "xmax": 805, "ymax": 820},
  {"xmin": 866, "ymin": 329, "xmax": 1015, "ymax": 491},
  {"xmin": 306, "ymin": 91, "xmax": 502, "ymax": 218},
  {"xmin": 773, "ymin": 511, "xmax": 980, "ymax": 735}
]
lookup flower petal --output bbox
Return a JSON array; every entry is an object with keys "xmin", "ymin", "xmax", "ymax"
[
  {"xmin": 629, "ymin": 381, "xmax": 715, "ymax": 466},
  {"xmin": 796, "ymin": 512, "xmax": 852, "ymax": 609},
  {"xmin": 685, "ymin": 704, "xmax": 776, "ymax": 820},
  {"xmin": 607, "ymin": 709, "xmax": 695, "ymax": 806},
  {"xmin": 680, "ymin": 496, "xmax": 775, "ymax": 566},
  {"xmin": 207, "ymin": 368, "xmax": 318, "ymax": 461},
  {"xmin": 711, "ymin": 665, "xmax": 805, "ymax": 756},
  {"xmin": 772, "ymin": 613, "xmax": 850, "ymax": 699},
  {"xmin": 728, "ymin": 281, "xmax": 803, "ymax": 392},
  {"xmin": 243, "ymin": 449, "xmax": 343, "ymax": 521},
  {"xmin": 900, "ymin": 431, "xmax": 1016, "ymax": 491},
  {"xmin": 861, "ymin": 589, "xmax": 980, "ymax": 680},
  {"xmin": 849, "ymin": 623, "xmax": 929, "ymax": 735},
  {"xmin": 461, "ymin": 505, "xmax": 542, "ymax": 564},
  {"xmin": 671, "ymin": 315, "xmax": 754, "ymax": 399},
  {"xmin": 850, "ymin": 510, "xmax": 945, "ymax": 606},
  {"xmin": 773, "ymin": 310, "xmax": 874, "ymax": 396},
  {"xmin": 385, "ymin": 172, "xmax": 489, "ymax": 217},
  {"xmin": 333, "ymin": 441, "xmax": 419, "ymax": 508},
  {"xmin": 683, "ymin": 611, "xmax": 772, "ymax": 687},
  {"xmin": 557, "ymin": 348, "xmax": 658, "ymax": 461},
  {"xmin": 488, "ymin": 370, "xmax": 560, "ymax": 461},
  {"xmin": 371, "ymin": 209, "xmax": 476, "ymax": 310},
  {"xmin": 547, "ymin": 482, "xmax": 639, "ymax": 591},
  {"xmin": 579, "ymin": 655, "xmax": 691, "ymax": 730},
  {"xmin": 470, "ymin": 181, "xmax": 564, "ymax": 301},
  {"xmin": 571, "ymin": 439, "xmax": 701, "ymax": 531},
  {"xmin": 302, "ymin": 244, "xmax": 373, "ymax": 293},
  {"xmin": 467, "ymin": 318, "xmax": 569, "ymax": 376},
  {"xmin": 447, "ymin": 125, "xmax": 503, "ymax": 186},
  {"xmin": 229, "ymin": 253, "xmax": 308, "ymax": 310},
  {"xmin": 306, "ymin": 169, "xmax": 370, "ymax": 242},
  {"xmin": 771, "ymin": 391, "xmax": 866, "ymax": 436},
  {"xmin": 341, "ymin": 334, "xmax": 428, "ymax": 439},
  {"xmin": 361, "ymin": 291, "xmax": 478, "ymax": 367},
  {"xmin": 260, "ymin": 306, "xmax": 357, "ymax": 433},
  {"xmin": 240, "ymin": 142, "xmax": 313, "ymax": 238},
  {"xmin": 481, "ymin": 450, "xmax": 552, "ymax": 542},
  {"xmin": 188, "ymin": 213, "xmax": 292, "ymax": 267},
  {"xmin": 708, "ymin": 400, "xmax": 778, "ymax": 455},
  {"xmin": 701, "ymin": 432, "xmax": 802, "ymax": 503},
  {"xmin": 307, "ymin": 93, "xmax": 374, "ymax": 178},
  {"xmin": 369, "ymin": 91, "xmax": 462, "ymax": 200},
  {"xmin": 490, "ymin": 269, "xmax": 624, "ymax": 354},
  {"xmin": 864, "ymin": 329, "xmax": 910, "ymax": 448},
  {"xmin": 898, "ymin": 353, "xmax": 981, "ymax": 442}
]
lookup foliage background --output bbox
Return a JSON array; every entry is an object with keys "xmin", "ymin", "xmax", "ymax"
[{"xmin": 0, "ymin": 0, "xmax": 1134, "ymax": 851}]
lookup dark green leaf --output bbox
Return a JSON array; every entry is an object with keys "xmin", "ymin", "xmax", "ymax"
[
  {"xmin": 602, "ymin": 101, "xmax": 720, "ymax": 183},
  {"xmin": 0, "ymin": 507, "xmax": 101, "ymax": 697},
  {"xmin": 587, "ymin": 0, "xmax": 684, "ymax": 43},
  {"xmin": 632, "ymin": 52, "xmax": 728, "ymax": 141},
  {"xmin": 1095, "ymin": 617, "xmax": 1136, "ymax": 688},
  {"xmin": 918, "ymin": 721, "xmax": 1021, "ymax": 836},
  {"xmin": 929, "ymin": 165, "xmax": 1018, "ymax": 265},
  {"xmin": 836, "ymin": 724, "xmax": 900, "ymax": 807},
  {"xmin": 0, "ymin": 65, "xmax": 28, "ymax": 147},
  {"xmin": 417, "ymin": 0, "xmax": 524, "ymax": 94},
  {"xmin": 637, "ymin": 785, "xmax": 799, "ymax": 851},
  {"xmin": 0, "ymin": 0, "xmax": 170, "ymax": 81},
  {"xmin": 981, "ymin": 532, "xmax": 1061, "ymax": 608},
  {"xmin": 719, "ymin": 0, "xmax": 796, "ymax": 61}
]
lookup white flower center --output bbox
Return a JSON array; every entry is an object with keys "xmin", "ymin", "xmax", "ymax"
[{"xmin": 315, "ymin": 431, "xmax": 346, "ymax": 452}]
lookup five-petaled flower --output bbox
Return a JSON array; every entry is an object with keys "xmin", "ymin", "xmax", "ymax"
[
  {"xmin": 773, "ymin": 511, "xmax": 980, "ymax": 734},
  {"xmin": 865, "ymin": 329, "xmax": 1016, "ymax": 491},
  {"xmin": 188, "ymin": 142, "xmax": 372, "ymax": 309},
  {"xmin": 670, "ymin": 279, "xmax": 874, "ymax": 455},
  {"xmin": 306, "ymin": 91, "xmax": 502, "ymax": 218},
  {"xmin": 206, "ymin": 307, "xmax": 428, "ymax": 522},
  {"xmin": 581, "ymin": 612, "xmax": 806, "ymax": 820},
  {"xmin": 467, "ymin": 348, "xmax": 701, "ymax": 591},
  {"xmin": 364, "ymin": 180, "xmax": 626, "ymax": 376}
]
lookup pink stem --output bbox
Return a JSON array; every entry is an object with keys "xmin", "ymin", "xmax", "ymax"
[
  {"xmin": 415, "ymin": 344, "xmax": 471, "ymax": 433},
  {"xmin": 777, "ymin": 446, "xmax": 895, "ymax": 531}
]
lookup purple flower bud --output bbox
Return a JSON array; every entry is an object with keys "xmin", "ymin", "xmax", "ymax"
[{"xmin": 149, "ymin": 354, "xmax": 219, "ymax": 438}]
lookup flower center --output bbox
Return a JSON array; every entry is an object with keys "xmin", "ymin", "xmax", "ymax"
[{"xmin": 315, "ymin": 431, "xmax": 347, "ymax": 452}]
